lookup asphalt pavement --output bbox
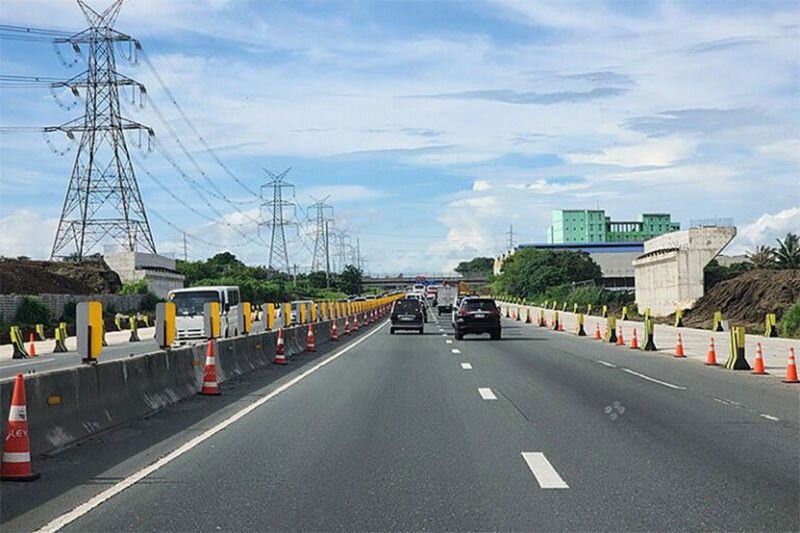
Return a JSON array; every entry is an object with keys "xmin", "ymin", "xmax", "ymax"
[{"xmin": 2, "ymin": 313, "xmax": 798, "ymax": 531}]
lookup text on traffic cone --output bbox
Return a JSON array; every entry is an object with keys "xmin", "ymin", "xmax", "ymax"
[{"xmin": 2, "ymin": 373, "xmax": 39, "ymax": 481}]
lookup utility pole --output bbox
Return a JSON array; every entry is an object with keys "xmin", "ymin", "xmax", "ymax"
[
  {"xmin": 292, "ymin": 264, "xmax": 298, "ymax": 286},
  {"xmin": 324, "ymin": 220, "xmax": 331, "ymax": 289},
  {"xmin": 356, "ymin": 237, "xmax": 362, "ymax": 271},
  {"xmin": 48, "ymin": 0, "xmax": 156, "ymax": 259},
  {"xmin": 182, "ymin": 232, "xmax": 188, "ymax": 262},
  {"xmin": 508, "ymin": 224, "xmax": 514, "ymax": 250},
  {"xmin": 259, "ymin": 168, "xmax": 295, "ymax": 273}
]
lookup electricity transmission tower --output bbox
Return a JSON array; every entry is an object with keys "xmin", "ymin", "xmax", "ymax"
[
  {"xmin": 47, "ymin": 0, "xmax": 156, "ymax": 259},
  {"xmin": 307, "ymin": 196, "xmax": 334, "ymax": 272},
  {"xmin": 260, "ymin": 168, "xmax": 296, "ymax": 273}
]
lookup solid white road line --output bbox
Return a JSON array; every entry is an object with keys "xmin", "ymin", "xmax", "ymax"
[
  {"xmin": 461, "ymin": 363, "xmax": 472, "ymax": 370},
  {"xmin": 451, "ymin": 348, "xmax": 461, "ymax": 354},
  {"xmin": 521, "ymin": 452, "xmax": 569, "ymax": 489},
  {"xmin": 760, "ymin": 413, "xmax": 780, "ymax": 421},
  {"xmin": 478, "ymin": 387, "xmax": 497, "ymax": 400},
  {"xmin": 34, "ymin": 321, "xmax": 390, "ymax": 533},
  {"xmin": 596, "ymin": 360, "xmax": 617, "ymax": 368},
  {"xmin": 622, "ymin": 368, "xmax": 687, "ymax": 390}
]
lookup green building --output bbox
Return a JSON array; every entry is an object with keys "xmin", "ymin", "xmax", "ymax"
[{"xmin": 547, "ymin": 209, "xmax": 679, "ymax": 244}]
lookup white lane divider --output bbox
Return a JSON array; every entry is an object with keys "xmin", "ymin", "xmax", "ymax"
[
  {"xmin": 461, "ymin": 363, "xmax": 472, "ymax": 370},
  {"xmin": 445, "ymin": 339, "xmax": 453, "ymax": 344},
  {"xmin": 760, "ymin": 413, "xmax": 780, "ymax": 422},
  {"xmin": 596, "ymin": 360, "xmax": 616, "ymax": 368},
  {"xmin": 622, "ymin": 368, "xmax": 686, "ymax": 390},
  {"xmin": 521, "ymin": 452, "xmax": 569, "ymax": 489},
  {"xmin": 441, "ymin": 333, "xmax": 448, "ymax": 337},
  {"xmin": 34, "ymin": 321, "xmax": 389, "ymax": 533},
  {"xmin": 478, "ymin": 387, "xmax": 497, "ymax": 400},
  {"xmin": 451, "ymin": 348, "xmax": 461, "ymax": 354}
]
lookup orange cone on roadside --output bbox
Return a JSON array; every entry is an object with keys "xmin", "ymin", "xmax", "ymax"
[
  {"xmin": 705, "ymin": 337, "xmax": 717, "ymax": 365},
  {"xmin": 594, "ymin": 323, "xmax": 601, "ymax": 340},
  {"xmin": 1, "ymin": 374, "xmax": 39, "ymax": 481},
  {"xmin": 558, "ymin": 320, "xmax": 564, "ymax": 332},
  {"xmin": 782, "ymin": 347, "xmax": 798, "ymax": 383},
  {"xmin": 28, "ymin": 333, "xmax": 36, "ymax": 357},
  {"xmin": 199, "ymin": 341, "xmax": 220, "ymax": 395},
  {"xmin": 674, "ymin": 333, "xmax": 686, "ymax": 357},
  {"xmin": 752, "ymin": 342, "xmax": 767, "ymax": 374},
  {"xmin": 344, "ymin": 316, "xmax": 351, "ymax": 336},
  {"xmin": 274, "ymin": 328, "xmax": 287, "ymax": 365},
  {"xmin": 353, "ymin": 314, "xmax": 360, "ymax": 331},
  {"xmin": 526, "ymin": 309, "xmax": 532, "ymax": 324},
  {"xmin": 331, "ymin": 320, "xmax": 339, "ymax": 341},
  {"xmin": 306, "ymin": 324, "xmax": 317, "ymax": 352},
  {"xmin": 629, "ymin": 328, "xmax": 639, "ymax": 349},
  {"xmin": 616, "ymin": 329, "xmax": 625, "ymax": 346}
]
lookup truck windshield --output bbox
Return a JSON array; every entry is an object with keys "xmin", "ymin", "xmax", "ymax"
[{"xmin": 171, "ymin": 291, "xmax": 220, "ymax": 316}]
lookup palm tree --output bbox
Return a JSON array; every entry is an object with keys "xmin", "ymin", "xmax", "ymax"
[
  {"xmin": 746, "ymin": 245, "xmax": 775, "ymax": 269},
  {"xmin": 775, "ymin": 232, "xmax": 800, "ymax": 269}
]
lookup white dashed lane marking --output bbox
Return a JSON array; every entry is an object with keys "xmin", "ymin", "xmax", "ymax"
[
  {"xmin": 461, "ymin": 363, "xmax": 472, "ymax": 370},
  {"xmin": 622, "ymin": 368, "xmax": 686, "ymax": 390},
  {"xmin": 521, "ymin": 452, "xmax": 569, "ymax": 489},
  {"xmin": 478, "ymin": 388, "xmax": 497, "ymax": 400},
  {"xmin": 451, "ymin": 349, "xmax": 461, "ymax": 354},
  {"xmin": 596, "ymin": 360, "xmax": 616, "ymax": 368},
  {"xmin": 760, "ymin": 414, "xmax": 780, "ymax": 421},
  {"xmin": 445, "ymin": 339, "xmax": 453, "ymax": 344}
]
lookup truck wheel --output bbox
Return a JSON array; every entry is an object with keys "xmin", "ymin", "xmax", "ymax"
[
  {"xmin": 418, "ymin": 327, "xmax": 424, "ymax": 335},
  {"xmin": 491, "ymin": 330, "xmax": 501, "ymax": 340},
  {"xmin": 455, "ymin": 331, "xmax": 463, "ymax": 340}
]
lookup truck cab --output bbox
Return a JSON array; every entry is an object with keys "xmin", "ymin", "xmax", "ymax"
[{"xmin": 168, "ymin": 286, "xmax": 242, "ymax": 343}]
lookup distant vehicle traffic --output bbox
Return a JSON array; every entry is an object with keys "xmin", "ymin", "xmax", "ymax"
[
  {"xmin": 389, "ymin": 298, "xmax": 424, "ymax": 334},
  {"xmin": 437, "ymin": 283, "xmax": 458, "ymax": 315},
  {"xmin": 454, "ymin": 297, "xmax": 501, "ymax": 340},
  {"xmin": 289, "ymin": 300, "xmax": 314, "ymax": 323},
  {"xmin": 168, "ymin": 285, "xmax": 241, "ymax": 342}
]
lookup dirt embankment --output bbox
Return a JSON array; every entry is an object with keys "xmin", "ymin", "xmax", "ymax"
[
  {"xmin": 0, "ymin": 259, "xmax": 122, "ymax": 295},
  {"xmin": 680, "ymin": 269, "xmax": 800, "ymax": 331}
]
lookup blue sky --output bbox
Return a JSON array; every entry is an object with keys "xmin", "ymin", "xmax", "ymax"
[{"xmin": 1, "ymin": 0, "xmax": 798, "ymax": 274}]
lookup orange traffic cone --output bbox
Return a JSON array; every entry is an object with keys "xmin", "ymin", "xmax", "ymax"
[
  {"xmin": 306, "ymin": 324, "xmax": 317, "ymax": 352},
  {"xmin": 674, "ymin": 333, "xmax": 686, "ymax": 357},
  {"xmin": 616, "ymin": 329, "xmax": 625, "ymax": 346},
  {"xmin": 752, "ymin": 342, "xmax": 767, "ymax": 375},
  {"xmin": 558, "ymin": 321, "xmax": 564, "ymax": 332},
  {"xmin": 199, "ymin": 341, "xmax": 220, "ymax": 395},
  {"xmin": 782, "ymin": 347, "xmax": 799, "ymax": 383},
  {"xmin": 353, "ymin": 315, "xmax": 360, "ymax": 331},
  {"xmin": 705, "ymin": 337, "xmax": 717, "ymax": 365},
  {"xmin": 629, "ymin": 328, "xmax": 639, "ymax": 349},
  {"xmin": 331, "ymin": 320, "xmax": 339, "ymax": 341},
  {"xmin": 1, "ymin": 374, "xmax": 39, "ymax": 481},
  {"xmin": 28, "ymin": 333, "xmax": 36, "ymax": 357},
  {"xmin": 594, "ymin": 323, "xmax": 601, "ymax": 340},
  {"xmin": 274, "ymin": 328, "xmax": 287, "ymax": 365},
  {"xmin": 344, "ymin": 316, "xmax": 351, "ymax": 336}
]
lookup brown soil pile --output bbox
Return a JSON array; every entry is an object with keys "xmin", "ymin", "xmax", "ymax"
[
  {"xmin": 682, "ymin": 269, "xmax": 800, "ymax": 331},
  {"xmin": 0, "ymin": 259, "xmax": 122, "ymax": 295}
]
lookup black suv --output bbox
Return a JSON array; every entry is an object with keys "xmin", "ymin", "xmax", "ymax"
[
  {"xmin": 454, "ymin": 297, "xmax": 501, "ymax": 340},
  {"xmin": 390, "ymin": 298, "xmax": 424, "ymax": 335}
]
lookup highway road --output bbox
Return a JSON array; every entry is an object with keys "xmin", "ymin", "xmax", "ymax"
[{"xmin": 2, "ymin": 315, "xmax": 798, "ymax": 531}]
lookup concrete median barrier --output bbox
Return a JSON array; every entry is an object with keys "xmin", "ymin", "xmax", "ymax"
[{"xmin": 0, "ymin": 315, "xmax": 363, "ymax": 457}]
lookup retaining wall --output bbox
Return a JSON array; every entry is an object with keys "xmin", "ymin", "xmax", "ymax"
[
  {"xmin": 0, "ymin": 293, "xmax": 146, "ymax": 322},
  {"xmin": 0, "ymin": 316, "xmax": 349, "ymax": 457}
]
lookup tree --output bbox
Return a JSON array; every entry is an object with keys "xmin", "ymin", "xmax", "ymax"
[
  {"xmin": 338, "ymin": 265, "xmax": 363, "ymax": 295},
  {"xmin": 454, "ymin": 257, "xmax": 494, "ymax": 278},
  {"xmin": 493, "ymin": 248, "xmax": 601, "ymax": 298},
  {"xmin": 746, "ymin": 245, "xmax": 775, "ymax": 269},
  {"xmin": 775, "ymin": 232, "xmax": 800, "ymax": 269},
  {"xmin": 306, "ymin": 271, "xmax": 328, "ymax": 289}
]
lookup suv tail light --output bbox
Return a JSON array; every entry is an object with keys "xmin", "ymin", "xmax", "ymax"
[{"xmin": 458, "ymin": 307, "xmax": 469, "ymax": 316}]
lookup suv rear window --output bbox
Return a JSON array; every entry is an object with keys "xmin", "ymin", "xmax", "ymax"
[
  {"xmin": 462, "ymin": 299, "xmax": 497, "ymax": 312},
  {"xmin": 394, "ymin": 300, "xmax": 420, "ymax": 313}
]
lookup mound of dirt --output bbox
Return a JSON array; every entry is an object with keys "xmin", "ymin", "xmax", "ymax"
[
  {"xmin": 683, "ymin": 269, "xmax": 800, "ymax": 331},
  {"xmin": 0, "ymin": 259, "xmax": 122, "ymax": 295}
]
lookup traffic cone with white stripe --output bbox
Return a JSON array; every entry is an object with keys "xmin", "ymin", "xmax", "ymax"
[
  {"xmin": 353, "ymin": 314, "xmax": 360, "ymax": 331},
  {"xmin": 674, "ymin": 333, "xmax": 686, "ymax": 358},
  {"xmin": 344, "ymin": 316, "xmax": 351, "ymax": 336},
  {"xmin": 594, "ymin": 323, "xmax": 602, "ymax": 340},
  {"xmin": 705, "ymin": 337, "xmax": 717, "ymax": 365},
  {"xmin": 616, "ymin": 329, "xmax": 625, "ymax": 346},
  {"xmin": 1, "ymin": 374, "xmax": 39, "ymax": 481},
  {"xmin": 199, "ymin": 341, "xmax": 220, "ymax": 395},
  {"xmin": 782, "ymin": 348, "xmax": 798, "ymax": 383},
  {"xmin": 28, "ymin": 333, "xmax": 36, "ymax": 357},
  {"xmin": 306, "ymin": 324, "xmax": 317, "ymax": 352},
  {"xmin": 752, "ymin": 342, "xmax": 767, "ymax": 375},
  {"xmin": 274, "ymin": 328, "xmax": 287, "ymax": 365},
  {"xmin": 331, "ymin": 319, "xmax": 339, "ymax": 341},
  {"xmin": 629, "ymin": 328, "xmax": 639, "ymax": 349}
]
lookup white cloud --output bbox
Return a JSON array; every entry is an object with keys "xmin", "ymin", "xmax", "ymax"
[
  {"xmin": 728, "ymin": 207, "xmax": 800, "ymax": 254},
  {"xmin": 568, "ymin": 138, "xmax": 696, "ymax": 167},
  {"xmin": 472, "ymin": 180, "xmax": 491, "ymax": 191},
  {"xmin": 0, "ymin": 210, "xmax": 59, "ymax": 259}
]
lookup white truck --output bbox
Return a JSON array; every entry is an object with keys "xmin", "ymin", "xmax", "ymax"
[
  {"xmin": 436, "ymin": 283, "xmax": 459, "ymax": 315},
  {"xmin": 168, "ymin": 285, "xmax": 242, "ymax": 342}
]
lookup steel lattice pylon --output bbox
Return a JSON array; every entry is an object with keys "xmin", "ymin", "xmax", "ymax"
[
  {"xmin": 48, "ymin": 0, "xmax": 155, "ymax": 259},
  {"xmin": 307, "ymin": 195, "xmax": 333, "ymax": 272},
  {"xmin": 259, "ymin": 168, "xmax": 296, "ymax": 273}
]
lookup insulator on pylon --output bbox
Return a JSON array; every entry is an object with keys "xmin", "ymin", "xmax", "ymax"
[
  {"xmin": 42, "ymin": 130, "xmax": 73, "ymax": 156},
  {"xmin": 49, "ymin": 84, "xmax": 81, "ymax": 111},
  {"xmin": 52, "ymin": 40, "xmax": 80, "ymax": 68}
]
